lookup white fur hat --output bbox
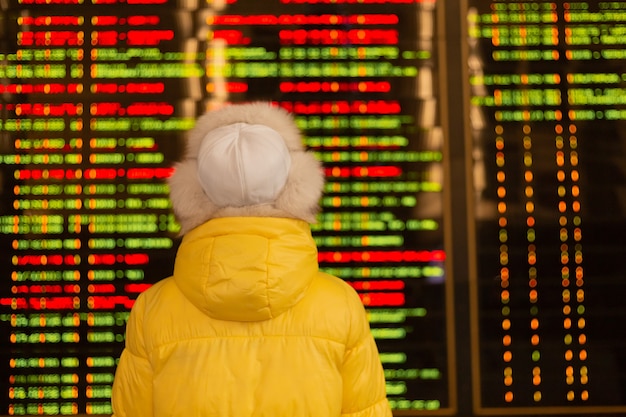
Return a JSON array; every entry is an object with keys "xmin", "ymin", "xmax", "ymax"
[{"xmin": 168, "ymin": 102, "xmax": 325, "ymax": 234}]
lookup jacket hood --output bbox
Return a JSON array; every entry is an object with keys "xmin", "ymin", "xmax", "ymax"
[
  {"xmin": 172, "ymin": 217, "xmax": 319, "ymax": 322},
  {"xmin": 168, "ymin": 102, "xmax": 325, "ymax": 235}
]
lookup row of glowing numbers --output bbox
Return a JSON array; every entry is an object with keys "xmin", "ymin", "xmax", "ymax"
[
  {"xmin": 556, "ymin": 124, "xmax": 588, "ymax": 401},
  {"xmin": 496, "ymin": 123, "xmax": 587, "ymax": 403}
]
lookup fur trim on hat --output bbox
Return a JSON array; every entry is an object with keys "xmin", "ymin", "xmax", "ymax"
[{"xmin": 168, "ymin": 102, "xmax": 325, "ymax": 234}]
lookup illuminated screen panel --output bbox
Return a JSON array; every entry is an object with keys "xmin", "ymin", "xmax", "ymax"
[
  {"xmin": 468, "ymin": 1, "xmax": 626, "ymax": 414},
  {"xmin": 0, "ymin": 1, "xmax": 203, "ymax": 415},
  {"xmin": 0, "ymin": 0, "xmax": 451, "ymax": 415}
]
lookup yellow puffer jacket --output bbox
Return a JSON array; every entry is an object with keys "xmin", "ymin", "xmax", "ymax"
[{"xmin": 112, "ymin": 217, "xmax": 392, "ymax": 417}]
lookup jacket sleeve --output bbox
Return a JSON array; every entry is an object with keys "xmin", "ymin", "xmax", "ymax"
[
  {"xmin": 111, "ymin": 294, "xmax": 153, "ymax": 417},
  {"xmin": 340, "ymin": 288, "xmax": 393, "ymax": 417}
]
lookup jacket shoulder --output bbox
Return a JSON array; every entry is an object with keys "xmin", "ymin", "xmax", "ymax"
[
  {"xmin": 312, "ymin": 272, "xmax": 363, "ymax": 307},
  {"xmin": 126, "ymin": 278, "xmax": 189, "ymax": 334},
  {"xmin": 131, "ymin": 277, "xmax": 180, "ymax": 311},
  {"xmin": 294, "ymin": 272, "xmax": 370, "ymax": 347}
]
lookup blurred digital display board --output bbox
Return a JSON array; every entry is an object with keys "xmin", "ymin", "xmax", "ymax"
[
  {"xmin": 468, "ymin": 1, "xmax": 626, "ymax": 414},
  {"xmin": 4, "ymin": 0, "xmax": 626, "ymax": 416},
  {"xmin": 0, "ymin": 0, "xmax": 451, "ymax": 415}
]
